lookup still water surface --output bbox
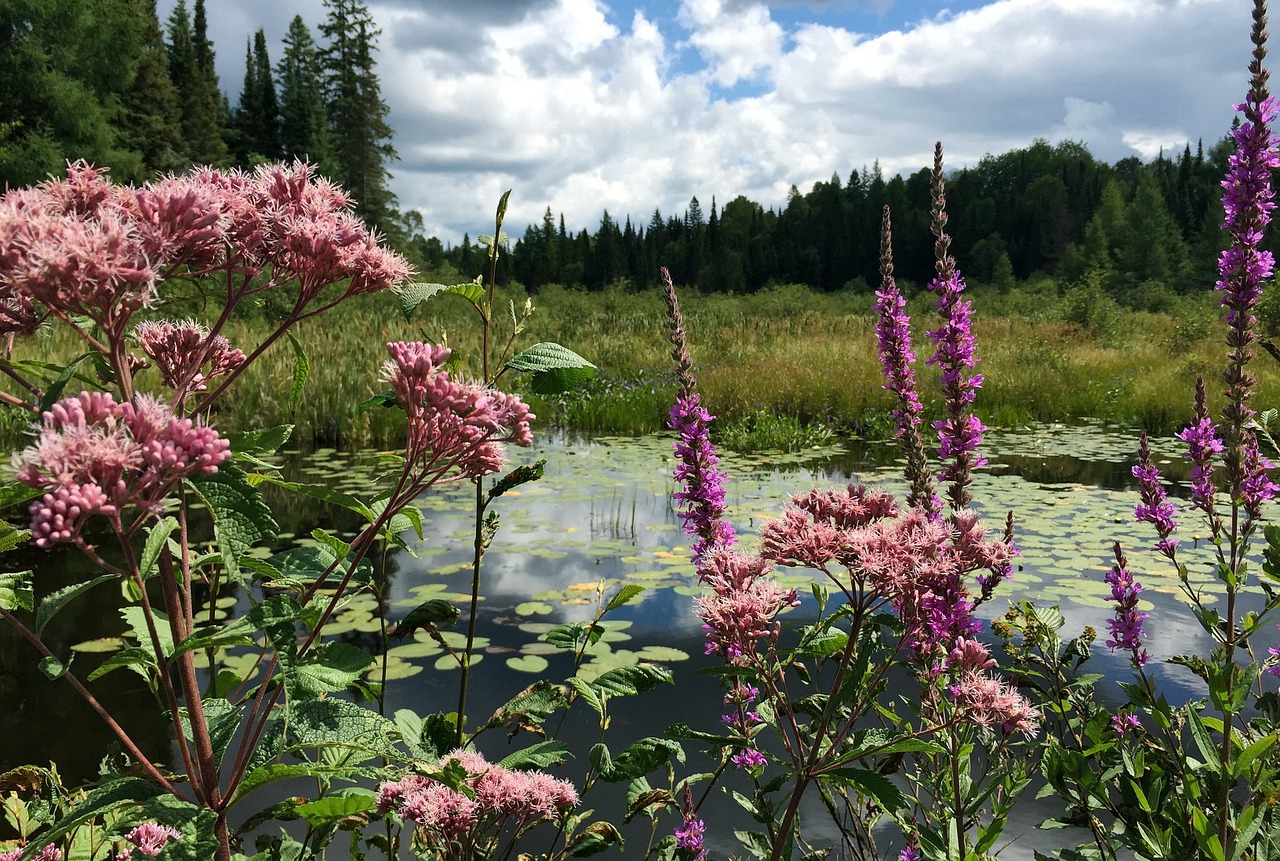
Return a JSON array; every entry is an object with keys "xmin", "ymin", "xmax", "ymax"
[{"xmin": 0, "ymin": 421, "xmax": 1265, "ymax": 858}]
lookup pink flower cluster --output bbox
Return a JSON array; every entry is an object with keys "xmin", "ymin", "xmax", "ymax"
[
  {"xmin": 376, "ymin": 750, "xmax": 577, "ymax": 845},
  {"xmin": 948, "ymin": 670, "xmax": 1040, "ymax": 737},
  {"xmin": 384, "ymin": 342, "xmax": 534, "ymax": 480},
  {"xmin": 15, "ymin": 391, "xmax": 230, "ymax": 546},
  {"xmin": 134, "ymin": 319, "xmax": 246, "ymax": 394},
  {"xmin": 694, "ymin": 549, "xmax": 799, "ymax": 664},
  {"xmin": 115, "ymin": 824, "xmax": 181, "ymax": 860},
  {"xmin": 0, "ymin": 845, "xmax": 61, "ymax": 861},
  {"xmin": 0, "ymin": 161, "xmax": 412, "ymax": 339}
]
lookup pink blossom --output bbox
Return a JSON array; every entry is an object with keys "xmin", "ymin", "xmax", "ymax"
[
  {"xmin": 121, "ymin": 823, "xmax": 181, "ymax": 857},
  {"xmin": 948, "ymin": 670, "xmax": 1040, "ymax": 737},
  {"xmin": 134, "ymin": 320, "xmax": 246, "ymax": 394}
]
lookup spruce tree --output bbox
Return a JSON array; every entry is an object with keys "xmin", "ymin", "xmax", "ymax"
[
  {"xmin": 277, "ymin": 15, "xmax": 333, "ymax": 170},
  {"xmin": 167, "ymin": 0, "xmax": 226, "ymax": 165},
  {"xmin": 234, "ymin": 29, "xmax": 282, "ymax": 164},
  {"xmin": 119, "ymin": 0, "xmax": 185, "ymax": 176},
  {"xmin": 319, "ymin": 0, "xmax": 398, "ymax": 231}
]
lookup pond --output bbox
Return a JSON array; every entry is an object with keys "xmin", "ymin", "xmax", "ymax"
[{"xmin": 0, "ymin": 420, "xmax": 1267, "ymax": 859}]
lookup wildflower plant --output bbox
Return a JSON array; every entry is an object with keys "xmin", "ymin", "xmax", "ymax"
[{"xmin": 0, "ymin": 170, "xmax": 619, "ymax": 861}]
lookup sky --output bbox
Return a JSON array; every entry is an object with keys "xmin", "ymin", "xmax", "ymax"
[{"xmin": 160, "ymin": 0, "xmax": 1254, "ymax": 243}]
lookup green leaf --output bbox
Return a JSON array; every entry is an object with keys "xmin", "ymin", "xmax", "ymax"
[
  {"xmin": 29, "ymin": 777, "xmax": 163, "ymax": 849},
  {"xmin": 488, "ymin": 460, "xmax": 546, "ymax": 501},
  {"xmin": 0, "ymin": 522, "xmax": 30, "ymax": 554},
  {"xmin": 1235, "ymin": 732, "xmax": 1278, "ymax": 779},
  {"xmin": 38, "ymin": 655, "xmax": 66, "ymax": 680},
  {"xmin": 228, "ymin": 425, "xmax": 295, "ymax": 455},
  {"xmin": 596, "ymin": 737, "xmax": 684, "ymax": 782},
  {"xmin": 495, "ymin": 189, "xmax": 512, "ymax": 228},
  {"xmin": 287, "ymin": 643, "xmax": 374, "ymax": 700},
  {"xmin": 604, "ymin": 584, "xmax": 645, "ymax": 615},
  {"xmin": 591, "ymin": 664, "xmax": 673, "ymax": 698},
  {"xmin": 395, "ymin": 281, "xmax": 486, "ymax": 319},
  {"xmin": 1188, "ymin": 709, "xmax": 1221, "ymax": 770},
  {"xmin": 37, "ymin": 573, "xmax": 115, "ymax": 635},
  {"xmin": 229, "ymin": 763, "xmax": 374, "ymax": 807},
  {"xmin": 822, "ymin": 767, "xmax": 906, "ymax": 812},
  {"xmin": 177, "ymin": 698, "xmax": 242, "ymax": 770},
  {"xmin": 566, "ymin": 677, "xmax": 604, "ymax": 716},
  {"xmin": 121, "ymin": 606, "xmax": 175, "ymax": 659},
  {"xmin": 258, "ymin": 477, "xmax": 374, "ymax": 521},
  {"xmin": 498, "ymin": 740, "xmax": 571, "ymax": 770},
  {"xmin": 272, "ymin": 698, "xmax": 403, "ymax": 762},
  {"xmin": 187, "ymin": 463, "xmax": 278, "ymax": 581},
  {"xmin": 286, "ymin": 332, "xmax": 309, "ymax": 416},
  {"xmin": 505, "ymin": 342, "xmax": 597, "ymax": 395},
  {"xmin": 247, "ymin": 594, "xmax": 303, "ymax": 664},
  {"xmin": 567, "ymin": 821, "xmax": 623, "ymax": 857},
  {"xmin": 294, "ymin": 794, "xmax": 376, "ymax": 826},
  {"xmin": 86, "ymin": 647, "xmax": 156, "ymax": 682},
  {"xmin": 0, "ymin": 570, "xmax": 33, "ymax": 613},
  {"xmin": 0, "ymin": 483, "xmax": 41, "ymax": 512},
  {"xmin": 389, "ymin": 599, "xmax": 458, "ymax": 640},
  {"xmin": 138, "ymin": 516, "xmax": 179, "ymax": 580},
  {"xmin": 38, "ymin": 352, "xmax": 93, "ymax": 413},
  {"xmin": 170, "ymin": 616, "xmax": 258, "ymax": 658}
]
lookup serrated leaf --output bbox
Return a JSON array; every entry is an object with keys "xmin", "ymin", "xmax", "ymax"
[
  {"xmin": 294, "ymin": 794, "xmax": 376, "ymax": 826},
  {"xmin": 0, "ymin": 522, "xmax": 30, "ymax": 554},
  {"xmin": 86, "ymin": 647, "xmax": 156, "ymax": 682},
  {"xmin": 604, "ymin": 584, "xmax": 645, "ymax": 614},
  {"xmin": 822, "ymin": 767, "xmax": 906, "ymax": 811},
  {"xmin": 187, "ymin": 463, "xmax": 278, "ymax": 581},
  {"xmin": 596, "ymin": 737, "xmax": 684, "ymax": 781},
  {"xmin": 177, "ymin": 698, "xmax": 241, "ymax": 769},
  {"xmin": 229, "ymin": 763, "xmax": 373, "ymax": 807},
  {"xmin": 138, "ymin": 516, "xmax": 179, "ymax": 579},
  {"xmin": 498, "ymin": 740, "xmax": 571, "ymax": 770},
  {"xmin": 0, "ymin": 570, "xmax": 33, "ymax": 613},
  {"xmin": 273, "ymin": 698, "xmax": 403, "ymax": 762},
  {"xmin": 389, "ymin": 599, "xmax": 458, "ymax": 640},
  {"xmin": 567, "ymin": 820, "xmax": 623, "ymax": 857},
  {"xmin": 37, "ymin": 573, "xmax": 115, "ymax": 635},
  {"xmin": 288, "ymin": 643, "xmax": 374, "ymax": 700},
  {"xmin": 590, "ymin": 664, "xmax": 672, "ymax": 698},
  {"xmin": 395, "ymin": 282, "xmax": 486, "ymax": 319},
  {"xmin": 228, "ymin": 425, "xmax": 295, "ymax": 454},
  {"xmin": 170, "ymin": 615, "xmax": 258, "ymax": 659},
  {"xmin": 121, "ymin": 606, "xmax": 175, "ymax": 659},
  {"xmin": 0, "ymin": 483, "xmax": 41, "ymax": 512},
  {"xmin": 27, "ymin": 777, "xmax": 163, "ymax": 849},
  {"xmin": 505, "ymin": 343, "xmax": 596, "ymax": 395}
]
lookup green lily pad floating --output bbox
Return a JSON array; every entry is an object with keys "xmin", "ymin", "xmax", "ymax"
[
  {"xmin": 71, "ymin": 637, "xmax": 123, "ymax": 653},
  {"xmin": 517, "ymin": 622, "xmax": 556, "ymax": 635},
  {"xmin": 367, "ymin": 658, "xmax": 425, "ymax": 681},
  {"xmin": 515, "ymin": 602, "xmax": 553, "ymax": 616},
  {"xmin": 506, "ymin": 655, "xmax": 549, "ymax": 673},
  {"xmin": 519, "ymin": 641, "xmax": 563, "ymax": 656},
  {"xmin": 434, "ymin": 653, "xmax": 480, "ymax": 672},
  {"xmin": 388, "ymin": 641, "xmax": 444, "ymax": 659},
  {"xmin": 635, "ymin": 645, "xmax": 689, "ymax": 663}
]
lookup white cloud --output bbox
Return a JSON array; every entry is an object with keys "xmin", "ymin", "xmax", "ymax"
[{"xmin": 161, "ymin": 0, "xmax": 1250, "ymax": 243}]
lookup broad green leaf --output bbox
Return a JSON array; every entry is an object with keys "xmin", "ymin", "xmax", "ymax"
[
  {"xmin": 590, "ymin": 664, "xmax": 672, "ymax": 698},
  {"xmin": 86, "ymin": 647, "xmax": 156, "ymax": 683},
  {"xmin": 170, "ymin": 616, "xmax": 258, "ymax": 658},
  {"xmin": 37, "ymin": 573, "xmax": 115, "ymax": 635},
  {"xmin": 293, "ymin": 794, "xmax": 376, "ymax": 826},
  {"xmin": 1234, "ymin": 732, "xmax": 1278, "ymax": 779},
  {"xmin": 187, "ymin": 463, "xmax": 278, "ymax": 581},
  {"xmin": 566, "ymin": 677, "xmax": 604, "ymax": 716},
  {"xmin": 504, "ymin": 342, "xmax": 596, "ymax": 395},
  {"xmin": 286, "ymin": 332, "xmax": 309, "ymax": 415},
  {"xmin": 395, "ymin": 281, "xmax": 486, "ymax": 319},
  {"xmin": 0, "ymin": 522, "xmax": 30, "ymax": 554},
  {"xmin": 125, "ymin": 795, "xmax": 219, "ymax": 861},
  {"xmin": 121, "ymin": 606, "xmax": 175, "ymax": 659},
  {"xmin": 310, "ymin": 528, "xmax": 351, "ymax": 560},
  {"xmin": 38, "ymin": 352, "xmax": 94, "ymax": 413},
  {"xmin": 0, "ymin": 570, "xmax": 33, "ymax": 613},
  {"xmin": 138, "ymin": 516, "xmax": 179, "ymax": 580},
  {"xmin": 38, "ymin": 655, "xmax": 66, "ymax": 680},
  {"xmin": 567, "ymin": 821, "xmax": 623, "ymax": 857},
  {"xmin": 177, "ymin": 698, "xmax": 242, "ymax": 769},
  {"xmin": 822, "ymin": 767, "xmax": 906, "ymax": 812},
  {"xmin": 389, "ymin": 599, "xmax": 458, "ymax": 640},
  {"xmin": 604, "ymin": 584, "xmax": 645, "ymax": 615},
  {"xmin": 27, "ymin": 777, "xmax": 162, "ymax": 849},
  {"xmin": 271, "ymin": 698, "xmax": 403, "ymax": 762},
  {"xmin": 227, "ymin": 425, "xmax": 295, "ymax": 454},
  {"xmin": 287, "ymin": 643, "xmax": 374, "ymax": 700},
  {"xmin": 0, "ymin": 483, "xmax": 41, "ymax": 512},
  {"xmin": 229, "ymin": 763, "xmax": 374, "ymax": 807},
  {"xmin": 1188, "ymin": 709, "xmax": 1221, "ymax": 770},
  {"xmin": 247, "ymin": 594, "xmax": 303, "ymax": 664},
  {"xmin": 498, "ymin": 740, "xmax": 571, "ymax": 770}
]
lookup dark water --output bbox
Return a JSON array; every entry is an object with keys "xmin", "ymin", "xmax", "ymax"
[{"xmin": 0, "ymin": 421, "xmax": 1265, "ymax": 858}]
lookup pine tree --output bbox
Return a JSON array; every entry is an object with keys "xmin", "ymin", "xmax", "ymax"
[
  {"xmin": 319, "ymin": 0, "xmax": 398, "ymax": 231},
  {"xmin": 277, "ymin": 15, "xmax": 333, "ymax": 170}
]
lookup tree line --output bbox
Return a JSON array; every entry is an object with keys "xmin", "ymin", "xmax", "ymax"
[
  {"xmin": 417, "ymin": 136, "xmax": 1238, "ymax": 309},
  {"xmin": 0, "ymin": 0, "xmax": 398, "ymax": 234}
]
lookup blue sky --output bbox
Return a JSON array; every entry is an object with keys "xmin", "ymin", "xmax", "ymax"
[{"xmin": 162, "ymin": 0, "xmax": 1251, "ymax": 242}]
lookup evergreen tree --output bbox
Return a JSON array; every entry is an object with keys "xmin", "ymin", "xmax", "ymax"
[
  {"xmin": 234, "ymin": 28, "xmax": 282, "ymax": 164},
  {"xmin": 117, "ymin": 0, "xmax": 185, "ymax": 176},
  {"xmin": 167, "ymin": 0, "xmax": 226, "ymax": 164},
  {"xmin": 277, "ymin": 15, "xmax": 333, "ymax": 170},
  {"xmin": 319, "ymin": 0, "xmax": 398, "ymax": 231}
]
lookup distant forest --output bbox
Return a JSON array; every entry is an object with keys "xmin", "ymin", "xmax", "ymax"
[{"xmin": 0, "ymin": 0, "xmax": 1244, "ymax": 308}]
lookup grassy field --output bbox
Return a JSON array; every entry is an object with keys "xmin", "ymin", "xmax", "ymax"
[{"xmin": 2, "ymin": 279, "xmax": 1273, "ymax": 450}]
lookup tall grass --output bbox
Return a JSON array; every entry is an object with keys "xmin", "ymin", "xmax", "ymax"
[{"xmin": 3, "ymin": 282, "xmax": 1273, "ymax": 449}]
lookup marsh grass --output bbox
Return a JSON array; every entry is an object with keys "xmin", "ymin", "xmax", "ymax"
[{"xmin": 3, "ymin": 282, "xmax": 1273, "ymax": 449}]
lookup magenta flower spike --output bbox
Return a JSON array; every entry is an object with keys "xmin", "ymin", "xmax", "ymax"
[
  {"xmin": 1132, "ymin": 432, "xmax": 1179, "ymax": 558},
  {"xmin": 661, "ymin": 267, "xmax": 736, "ymax": 561},
  {"xmin": 1104, "ymin": 542, "xmax": 1150, "ymax": 669},
  {"xmin": 874, "ymin": 205, "xmax": 940, "ymax": 517},
  {"xmin": 926, "ymin": 143, "xmax": 987, "ymax": 512}
]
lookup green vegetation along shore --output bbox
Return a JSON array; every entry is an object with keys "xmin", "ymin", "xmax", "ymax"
[{"xmin": 2, "ymin": 279, "xmax": 1272, "ymax": 452}]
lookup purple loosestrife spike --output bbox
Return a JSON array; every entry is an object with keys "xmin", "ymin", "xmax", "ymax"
[
  {"xmin": 1219, "ymin": 5, "xmax": 1280, "ymax": 496},
  {"xmin": 662, "ymin": 268, "xmax": 736, "ymax": 560},
  {"xmin": 674, "ymin": 787, "xmax": 708, "ymax": 861},
  {"xmin": 1241, "ymin": 431, "xmax": 1278, "ymax": 526},
  {"xmin": 926, "ymin": 143, "xmax": 987, "ymax": 512},
  {"xmin": 874, "ymin": 205, "xmax": 940, "ymax": 517},
  {"xmin": 1177, "ymin": 376, "xmax": 1224, "ymax": 535},
  {"xmin": 1132, "ymin": 432, "xmax": 1178, "ymax": 558},
  {"xmin": 1104, "ymin": 542, "xmax": 1150, "ymax": 669}
]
